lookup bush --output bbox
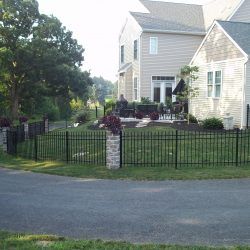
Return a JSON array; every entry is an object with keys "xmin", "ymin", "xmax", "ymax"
[
  {"xmin": 149, "ymin": 112, "xmax": 159, "ymax": 121},
  {"xmin": 135, "ymin": 111, "xmax": 144, "ymax": 119},
  {"xmin": 185, "ymin": 114, "xmax": 198, "ymax": 124},
  {"xmin": 47, "ymin": 105, "xmax": 60, "ymax": 121},
  {"xmin": 0, "ymin": 117, "xmax": 11, "ymax": 127},
  {"xmin": 76, "ymin": 110, "xmax": 91, "ymax": 124},
  {"xmin": 101, "ymin": 115, "xmax": 122, "ymax": 134},
  {"xmin": 202, "ymin": 117, "xmax": 224, "ymax": 129},
  {"xmin": 141, "ymin": 97, "xmax": 152, "ymax": 104}
]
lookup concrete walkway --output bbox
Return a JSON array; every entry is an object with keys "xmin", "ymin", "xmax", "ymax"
[{"xmin": 0, "ymin": 167, "xmax": 250, "ymax": 246}]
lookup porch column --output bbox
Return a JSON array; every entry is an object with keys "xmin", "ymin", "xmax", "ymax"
[{"xmin": 160, "ymin": 82, "xmax": 165, "ymax": 103}]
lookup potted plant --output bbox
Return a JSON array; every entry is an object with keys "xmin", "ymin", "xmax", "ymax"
[
  {"xmin": 0, "ymin": 117, "xmax": 11, "ymax": 128},
  {"xmin": 149, "ymin": 112, "xmax": 160, "ymax": 121},
  {"xmin": 101, "ymin": 115, "xmax": 122, "ymax": 135},
  {"xmin": 19, "ymin": 116, "xmax": 28, "ymax": 124}
]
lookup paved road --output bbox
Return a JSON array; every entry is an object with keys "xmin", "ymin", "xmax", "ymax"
[{"xmin": 0, "ymin": 168, "xmax": 250, "ymax": 246}]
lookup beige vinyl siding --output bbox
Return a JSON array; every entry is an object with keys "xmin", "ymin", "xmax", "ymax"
[
  {"xmin": 230, "ymin": 0, "xmax": 250, "ymax": 23},
  {"xmin": 190, "ymin": 59, "xmax": 246, "ymax": 127},
  {"xmin": 202, "ymin": 0, "xmax": 242, "ymax": 30},
  {"xmin": 194, "ymin": 25, "xmax": 244, "ymax": 65},
  {"xmin": 140, "ymin": 32, "xmax": 204, "ymax": 98},
  {"xmin": 118, "ymin": 16, "xmax": 141, "ymax": 101}
]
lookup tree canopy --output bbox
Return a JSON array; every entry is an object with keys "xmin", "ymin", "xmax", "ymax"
[{"xmin": 0, "ymin": 0, "xmax": 92, "ymax": 119}]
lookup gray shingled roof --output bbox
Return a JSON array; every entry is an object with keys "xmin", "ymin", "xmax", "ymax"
[
  {"xmin": 131, "ymin": 0, "xmax": 205, "ymax": 33},
  {"xmin": 217, "ymin": 20, "xmax": 250, "ymax": 55}
]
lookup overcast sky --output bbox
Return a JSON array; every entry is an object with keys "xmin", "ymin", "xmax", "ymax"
[{"xmin": 38, "ymin": 0, "xmax": 211, "ymax": 82}]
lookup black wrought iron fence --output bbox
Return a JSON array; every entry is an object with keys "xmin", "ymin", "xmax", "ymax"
[
  {"xmin": 8, "ymin": 131, "xmax": 106, "ymax": 165},
  {"xmin": 121, "ymin": 129, "xmax": 250, "ymax": 168}
]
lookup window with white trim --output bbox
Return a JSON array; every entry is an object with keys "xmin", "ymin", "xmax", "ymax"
[
  {"xmin": 207, "ymin": 70, "xmax": 222, "ymax": 98},
  {"xmin": 133, "ymin": 77, "xmax": 138, "ymax": 101},
  {"xmin": 150, "ymin": 37, "xmax": 158, "ymax": 54}
]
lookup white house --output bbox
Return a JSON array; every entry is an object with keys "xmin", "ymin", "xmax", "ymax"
[
  {"xmin": 190, "ymin": 20, "xmax": 250, "ymax": 128},
  {"xmin": 118, "ymin": 0, "xmax": 249, "ymax": 106}
]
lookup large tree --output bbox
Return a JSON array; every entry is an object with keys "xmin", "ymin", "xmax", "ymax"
[{"xmin": 0, "ymin": 0, "xmax": 92, "ymax": 119}]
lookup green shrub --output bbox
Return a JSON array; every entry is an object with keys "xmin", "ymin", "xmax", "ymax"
[
  {"xmin": 185, "ymin": 113, "xmax": 198, "ymax": 124},
  {"xmin": 141, "ymin": 97, "xmax": 152, "ymax": 104},
  {"xmin": 47, "ymin": 105, "xmax": 60, "ymax": 121},
  {"xmin": 202, "ymin": 117, "xmax": 223, "ymax": 129},
  {"xmin": 75, "ymin": 110, "xmax": 91, "ymax": 124}
]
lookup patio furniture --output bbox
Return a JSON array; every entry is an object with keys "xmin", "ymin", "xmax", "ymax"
[{"xmin": 137, "ymin": 104, "xmax": 158, "ymax": 116}]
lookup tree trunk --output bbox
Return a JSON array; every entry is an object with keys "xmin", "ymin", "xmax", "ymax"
[{"xmin": 10, "ymin": 86, "xmax": 19, "ymax": 120}]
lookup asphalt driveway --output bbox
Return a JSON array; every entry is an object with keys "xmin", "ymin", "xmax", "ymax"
[{"xmin": 0, "ymin": 167, "xmax": 250, "ymax": 246}]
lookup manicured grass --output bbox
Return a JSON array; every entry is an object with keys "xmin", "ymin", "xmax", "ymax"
[
  {"xmin": 0, "ymin": 231, "xmax": 250, "ymax": 250},
  {"xmin": 1, "ymin": 151, "xmax": 250, "ymax": 181}
]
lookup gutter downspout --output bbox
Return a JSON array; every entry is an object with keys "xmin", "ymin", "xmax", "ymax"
[{"xmin": 241, "ymin": 58, "xmax": 248, "ymax": 129}]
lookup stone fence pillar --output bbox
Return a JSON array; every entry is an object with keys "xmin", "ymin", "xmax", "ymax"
[
  {"xmin": 1, "ymin": 127, "xmax": 10, "ymax": 152},
  {"xmin": 44, "ymin": 118, "xmax": 49, "ymax": 133},
  {"xmin": 106, "ymin": 132, "xmax": 121, "ymax": 170},
  {"xmin": 23, "ymin": 122, "xmax": 29, "ymax": 140}
]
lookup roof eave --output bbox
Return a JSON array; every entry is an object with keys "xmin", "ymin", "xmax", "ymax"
[{"xmin": 143, "ymin": 28, "xmax": 206, "ymax": 36}]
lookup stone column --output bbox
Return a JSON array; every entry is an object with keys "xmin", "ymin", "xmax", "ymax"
[
  {"xmin": 23, "ymin": 122, "xmax": 29, "ymax": 140},
  {"xmin": 44, "ymin": 118, "xmax": 49, "ymax": 133},
  {"xmin": 1, "ymin": 127, "xmax": 10, "ymax": 152},
  {"xmin": 106, "ymin": 132, "xmax": 121, "ymax": 170},
  {"xmin": 0, "ymin": 128, "xmax": 3, "ymax": 147}
]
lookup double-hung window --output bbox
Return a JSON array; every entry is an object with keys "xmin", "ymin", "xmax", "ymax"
[
  {"xmin": 150, "ymin": 37, "xmax": 158, "ymax": 54},
  {"xmin": 207, "ymin": 70, "xmax": 222, "ymax": 98},
  {"xmin": 133, "ymin": 77, "xmax": 138, "ymax": 101}
]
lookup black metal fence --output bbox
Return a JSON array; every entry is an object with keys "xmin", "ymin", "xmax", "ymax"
[
  {"xmin": 121, "ymin": 129, "xmax": 250, "ymax": 168},
  {"xmin": 7, "ymin": 128, "xmax": 250, "ymax": 168},
  {"xmin": 7, "ymin": 131, "xmax": 106, "ymax": 165}
]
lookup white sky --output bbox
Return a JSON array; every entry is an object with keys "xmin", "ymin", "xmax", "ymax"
[{"xmin": 38, "ymin": 0, "xmax": 210, "ymax": 82}]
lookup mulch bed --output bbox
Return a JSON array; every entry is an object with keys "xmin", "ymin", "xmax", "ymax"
[{"xmin": 88, "ymin": 120, "xmax": 229, "ymax": 133}]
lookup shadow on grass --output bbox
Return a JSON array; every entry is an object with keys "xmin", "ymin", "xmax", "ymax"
[{"xmin": 1, "ymin": 150, "xmax": 250, "ymax": 181}]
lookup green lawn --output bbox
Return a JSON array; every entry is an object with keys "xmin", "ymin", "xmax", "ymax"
[
  {"xmin": 1, "ymin": 150, "xmax": 250, "ymax": 181},
  {"xmin": 0, "ymin": 231, "xmax": 249, "ymax": 250}
]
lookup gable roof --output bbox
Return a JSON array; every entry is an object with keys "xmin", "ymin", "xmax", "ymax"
[
  {"xmin": 202, "ymin": 0, "xmax": 243, "ymax": 29},
  {"xmin": 130, "ymin": 0, "xmax": 205, "ymax": 34},
  {"xmin": 217, "ymin": 20, "xmax": 250, "ymax": 56}
]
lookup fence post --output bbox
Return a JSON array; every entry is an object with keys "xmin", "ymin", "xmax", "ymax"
[
  {"xmin": 34, "ymin": 135, "xmax": 38, "ymax": 161},
  {"xmin": 235, "ymin": 128, "xmax": 239, "ymax": 166},
  {"xmin": 95, "ymin": 106, "xmax": 98, "ymax": 118},
  {"xmin": 247, "ymin": 104, "xmax": 249, "ymax": 129},
  {"xmin": 66, "ymin": 131, "xmax": 69, "ymax": 163},
  {"xmin": 175, "ymin": 130, "xmax": 178, "ymax": 169},
  {"xmin": 120, "ymin": 131, "xmax": 122, "ymax": 168}
]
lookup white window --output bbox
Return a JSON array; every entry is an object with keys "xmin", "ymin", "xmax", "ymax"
[
  {"xmin": 207, "ymin": 70, "xmax": 222, "ymax": 98},
  {"xmin": 150, "ymin": 37, "xmax": 158, "ymax": 54},
  {"xmin": 133, "ymin": 77, "xmax": 138, "ymax": 101}
]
